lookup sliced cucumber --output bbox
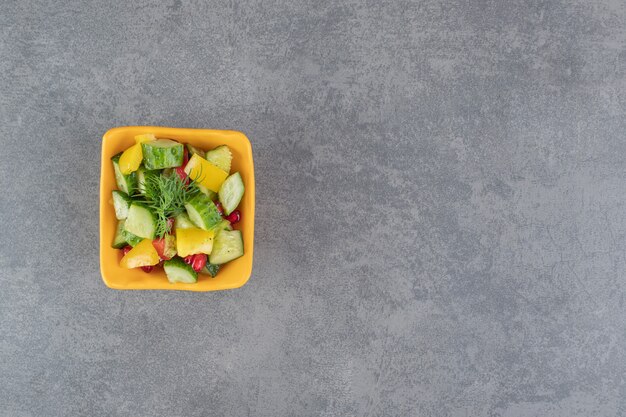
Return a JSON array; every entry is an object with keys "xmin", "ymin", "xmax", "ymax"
[
  {"xmin": 186, "ymin": 143, "xmax": 205, "ymax": 159},
  {"xmin": 218, "ymin": 172, "xmax": 244, "ymax": 215},
  {"xmin": 204, "ymin": 145, "xmax": 232, "ymax": 173},
  {"xmin": 210, "ymin": 219, "xmax": 232, "ymax": 233},
  {"xmin": 122, "ymin": 226, "xmax": 143, "ymax": 247},
  {"xmin": 141, "ymin": 139, "xmax": 184, "ymax": 170},
  {"xmin": 174, "ymin": 212, "xmax": 196, "ymax": 230},
  {"xmin": 111, "ymin": 153, "xmax": 137, "ymax": 194},
  {"xmin": 112, "ymin": 220, "xmax": 128, "ymax": 248},
  {"xmin": 197, "ymin": 183, "xmax": 218, "ymax": 200},
  {"xmin": 112, "ymin": 190, "xmax": 132, "ymax": 220},
  {"xmin": 163, "ymin": 257, "xmax": 198, "ymax": 283},
  {"xmin": 184, "ymin": 193, "xmax": 222, "ymax": 231},
  {"xmin": 137, "ymin": 166, "xmax": 159, "ymax": 196},
  {"xmin": 201, "ymin": 262, "xmax": 220, "ymax": 277},
  {"xmin": 124, "ymin": 203, "xmax": 157, "ymax": 239},
  {"xmin": 209, "ymin": 229, "xmax": 244, "ymax": 264}
]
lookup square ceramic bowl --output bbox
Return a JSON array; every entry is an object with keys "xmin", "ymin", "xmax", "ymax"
[{"xmin": 100, "ymin": 126, "xmax": 254, "ymax": 291}]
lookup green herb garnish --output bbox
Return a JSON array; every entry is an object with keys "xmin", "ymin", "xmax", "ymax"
[{"xmin": 134, "ymin": 172, "xmax": 200, "ymax": 237}]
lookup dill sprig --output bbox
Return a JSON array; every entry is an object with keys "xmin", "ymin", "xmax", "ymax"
[{"xmin": 134, "ymin": 172, "xmax": 200, "ymax": 237}]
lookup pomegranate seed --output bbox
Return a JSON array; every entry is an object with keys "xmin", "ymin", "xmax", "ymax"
[
  {"xmin": 183, "ymin": 255, "xmax": 194, "ymax": 265},
  {"xmin": 226, "ymin": 210, "xmax": 241, "ymax": 224},
  {"xmin": 175, "ymin": 167, "xmax": 188, "ymax": 183},
  {"xmin": 121, "ymin": 246, "xmax": 132, "ymax": 256},
  {"xmin": 141, "ymin": 265, "xmax": 154, "ymax": 273},
  {"xmin": 214, "ymin": 201, "xmax": 224, "ymax": 215},
  {"xmin": 191, "ymin": 254, "xmax": 207, "ymax": 272}
]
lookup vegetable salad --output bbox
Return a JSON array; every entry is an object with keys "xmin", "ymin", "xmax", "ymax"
[{"xmin": 111, "ymin": 134, "xmax": 245, "ymax": 283}]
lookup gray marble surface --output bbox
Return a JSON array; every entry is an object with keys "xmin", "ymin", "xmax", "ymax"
[{"xmin": 1, "ymin": 0, "xmax": 625, "ymax": 416}]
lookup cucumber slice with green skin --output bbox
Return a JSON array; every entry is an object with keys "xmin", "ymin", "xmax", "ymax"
[
  {"xmin": 218, "ymin": 172, "xmax": 244, "ymax": 215},
  {"xmin": 124, "ymin": 203, "xmax": 157, "ymax": 239},
  {"xmin": 201, "ymin": 262, "xmax": 220, "ymax": 277},
  {"xmin": 141, "ymin": 139, "xmax": 184, "ymax": 170},
  {"xmin": 209, "ymin": 230, "xmax": 244, "ymax": 264},
  {"xmin": 112, "ymin": 190, "xmax": 132, "ymax": 220},
  {"xmin": 163, "ymin": 257, "xmax": 198, "ymax": 283},
  {"xmin": 112, "ymin": 220, "xmax": 128, "ymax": 248},
  {"xmin": 111, "ymin": 153, "xmax": 137, "ymax": 194},
  {"xmin": 136, "ymin": 166, "xmax": 159, "ymax": 196},
  {"xmin": 209, "ymin": 219, "xmax": 232, "ymax": 233},
  {"xmin": 184, "ymin": 193, "xmax": 222, "ymax": 231},
  {"xmin": 174, "ymin": 212, "xmax": 196, "ymax": 230},
  {"xmin": 204, "ymin": 145, "xmax": 232, "ymax": 173},
  {"xmin": 186, "ymin": 144, "xmax": 205, "ymax": 159},
  {"xmin": 197, "ymin": 184, "xmax": 218, "ymax": 200},
  {"xmin": 122, "ymin": 228, "xmax": 143, "ymax": 247}
]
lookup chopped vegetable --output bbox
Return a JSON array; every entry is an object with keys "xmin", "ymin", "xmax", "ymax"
[
  {"xmin": 176, "ymin": 227, "xmax": 215, "ymax": 257},
  {"xmin": 201, "ymin": 262, "xmax": 220, "ymax": 277},
  {"xmin": 218, "ymin": 172, "xmax": 245, "ymax": 215},
  {"xmin": 152, "ymin": 234, "xmax": 177, "ymax": 260},
  {"xmin": 186, "ymin": 144, "xmax": 205, "ymax": 159},
  {"xmin": 184, "ymin": 153, "xmax": 228, "ymax": 192},
  {"xmin": 112, "ymin": 220, "xmax": 128, "ymax": 248},
  {"xmin": 204, "ymin": 145, "xmax": 232, "ymax": 173},
  {"xmin": 163, "ymin": 257, "xmax": 198, "ymax": 283},
  {"xmin": 174, "ymin": 212, "xmax": 196, "ymax": 230},
  {"xmin": 197, "ymin": 184, "xmax": 218, "ymax": 200},
  {"xmin": 112, "ymin": 190, "xmax": 132, "ymax": 220},
  {"xmin": 124, "ymin": 203, "xmax": 158, "ymax": 239},
  {"xmin": 111, "ymin": 153, "xmax": 137, "ymax": 194},
  {"xmin": 141, "ymin": 139, "xmax": 184, "ymax": 170},
  {"xmin": 120, "ymin": 238, "xmax": 160, "ymax": 268},
  {"xmin": 209, "ymin": 229, "xmax": 244, "ymax": 265},
  {"xmin": 122, "ymin": 225, "xmax": 143, "ymax": 247},
  {"xmin": 184, "ymin": 193, "xmax": 222, "ymax": 230},
  {"xmin": 136, "ymin": 166, "xmax": 159, "ymax": 196},
  {"xmin": 119, "ymin": 143, "xmax": 143, "ymax": 175},
  {"xmin": 135, "ymin": 133, "xmax": 156, "ymax": 144},
  {"xmin": 216, "ymin": 219, "xmax": 233, "ymax": 231}
]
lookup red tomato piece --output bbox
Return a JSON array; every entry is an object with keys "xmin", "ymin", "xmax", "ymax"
[{"xmin": 152, "ymin": 238, "xmax": 173, "ymax": 260}]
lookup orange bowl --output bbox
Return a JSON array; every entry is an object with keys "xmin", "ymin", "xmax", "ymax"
[{"xmin": 99, "ymin": 126, "xmax": 255, "ymax": 291}]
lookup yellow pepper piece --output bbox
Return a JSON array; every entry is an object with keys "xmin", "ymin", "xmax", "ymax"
[
  {"xmin": 119, "ymin": 143, "xmax": 143, "ymax": 175},
  {"xmin": 120, "ymin": 239, "xmax": 160, "ymax": 268},
  {"xmin": 184, "ymin": 153, "xmax": 228, "ymax": 193},
  {"xmin": 176, "ymin": 227, "xmax": 215, "ymax": 257},
  {"xmin": 134, "ymin": 133, "xmax": 156, "ymax": 144}
]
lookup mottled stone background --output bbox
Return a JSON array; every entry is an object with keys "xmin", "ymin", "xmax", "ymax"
[{"xmin": 1, "ymin": 0, "xmax": 625, "ymax": 416}]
